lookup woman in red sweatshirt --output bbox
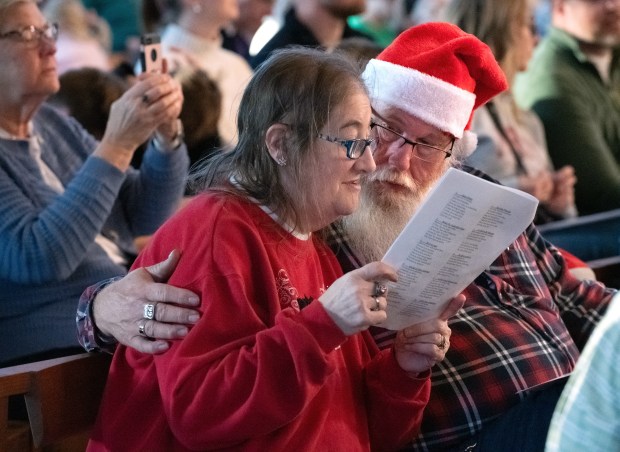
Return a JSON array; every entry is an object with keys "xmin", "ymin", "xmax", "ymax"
[{"xmin": 88, "ymin": 47, "xmax": 461, "ymax": 452}]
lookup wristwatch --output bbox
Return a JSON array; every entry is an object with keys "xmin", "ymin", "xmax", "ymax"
[{"xmin": 153, "ymin": 118, "xmax": 184, "ymax": 151}]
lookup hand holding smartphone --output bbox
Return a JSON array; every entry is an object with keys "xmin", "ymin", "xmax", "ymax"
[{"xmin": 140, "ymin": 33, "xmax": 163, "ymax": 73}]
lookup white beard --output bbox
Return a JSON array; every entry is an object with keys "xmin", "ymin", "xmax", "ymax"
[{"xmin": 342, "ymin": 166, "xmax": 441, "ymax": 264}]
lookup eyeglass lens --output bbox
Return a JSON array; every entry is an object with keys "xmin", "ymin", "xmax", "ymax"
[{"xmin": 346, "ymin": 139, "xmax": 376, "ymax": 159}]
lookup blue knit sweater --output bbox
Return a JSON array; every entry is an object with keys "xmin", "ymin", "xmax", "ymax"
[{"xmin": 0, "ymin": 104, "xmax": 189, "ymax": 364}]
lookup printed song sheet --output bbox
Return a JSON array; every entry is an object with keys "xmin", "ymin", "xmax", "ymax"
[{"xmin": 380, "ymin": 168, "xmax": 538, "ymax": 330}]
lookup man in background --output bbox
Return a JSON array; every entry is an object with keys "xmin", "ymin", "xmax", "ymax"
[
  {"xmin": 250, "ymin": 0, "xmax": 368, "ymax": 68},
  {"xmin": 515, "ymin": 0, "xmax": 620, "ymax": 215}
]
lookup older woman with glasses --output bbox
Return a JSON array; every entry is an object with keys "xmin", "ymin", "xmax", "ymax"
[
  {"xmin": 88, "ymin": 47, "xmax": 462, "ymax": 451},
  {"xmin": 0, "ymin": 0, "xmax": 188, "ymax": 366}
]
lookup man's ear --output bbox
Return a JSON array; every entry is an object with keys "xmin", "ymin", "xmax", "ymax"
[{"xmin": 265, "ymin": 123, "xmax": 289, "ymax": 166}]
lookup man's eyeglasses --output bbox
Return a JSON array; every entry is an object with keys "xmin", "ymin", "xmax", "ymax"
[
  {"xmin": 0, "ymin": 23, "xmax": 59, "ymax": 44},
  {"xmin": 317, "ymin": 133, "xmax": 376, "ymax": 160},
  {"xmin": 369, "ymin": 120, "xmax": 453, "ymax": 163}
]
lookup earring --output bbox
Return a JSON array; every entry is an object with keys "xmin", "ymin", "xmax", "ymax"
[
  {"xmin": 192, "ymin": 2, "xmax": 202, "ymax": 13},
  {"xmin": 275, "ymin": 156, "xmax": 287, "ymax": 166}
]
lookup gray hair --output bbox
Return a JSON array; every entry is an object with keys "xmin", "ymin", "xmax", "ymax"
[
  {"xmin": 0, "ymin": 0, "xmax": 35, "ymax": 12},
  {"xmin": 0, "ymin": 0, "xmax": 36, "ymax": 24},
  {"xmin": 189, "ymin": 46, "xmax": 368, "ymax": 232}
]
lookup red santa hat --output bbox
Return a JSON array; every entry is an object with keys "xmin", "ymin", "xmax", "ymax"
[{"xmin": 362, "ymin": 22, "xmax": 508, "ymax": 139}]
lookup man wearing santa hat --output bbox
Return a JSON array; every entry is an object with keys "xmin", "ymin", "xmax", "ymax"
[
  {"xmin": 326, "ymin": 22, "xmax": 614, "ymax": 450},
  {"xmin": 82, "ymin": 22, "xmax": 615, "ymax": 451}
]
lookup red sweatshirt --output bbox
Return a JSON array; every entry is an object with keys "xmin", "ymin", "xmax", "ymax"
[{"xmin": 88, "ymin": 193, "xmax": 430, "ymax": 451}]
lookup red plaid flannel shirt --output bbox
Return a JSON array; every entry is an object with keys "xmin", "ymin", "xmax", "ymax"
[{"xmin": 325, "ymin": 166, "xmax": 615, "ymax": 450}]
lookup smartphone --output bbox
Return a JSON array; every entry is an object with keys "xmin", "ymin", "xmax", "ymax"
[{"xmin": 140, "ymin": 33, "xmax": 163, "ymax": 73}]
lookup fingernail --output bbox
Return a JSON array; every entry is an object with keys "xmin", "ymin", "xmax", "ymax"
[
  {"xmin": 156, "ymin": 342, "xmax": 169, "ymax": 351},
  {"xmin": 176, "ymin": 327, "xmax": 189, "ymax": 336},
  {"xmin": 187, "ymin": 296, "xmax": 200, "ymax": 305},
  {"xmin": 188, "ymin": 314, "xmax": 200, "ymax": 323}
]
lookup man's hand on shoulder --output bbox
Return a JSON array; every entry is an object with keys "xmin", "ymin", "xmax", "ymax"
[{"xmin": 93, "ymin": 250, "xmax": 200, "ymax": 353}]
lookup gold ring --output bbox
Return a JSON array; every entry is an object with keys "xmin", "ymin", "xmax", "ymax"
[
  {"xmin": 438, "ymin": 335, "xmax": 446, "ymax": 350},
  {"xmin": 371, "ymin": 296, "xmax": 381, "ymax": 311},
  {"xmin": 138, "ymin": 322, "xmax": 148, "ymax": 337}
]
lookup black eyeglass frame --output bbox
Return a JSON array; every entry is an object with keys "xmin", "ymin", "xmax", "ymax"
[
  {"xmin": 0, "ymin": 22, "xmax": 59, "ymax": 43},
  {"xmin": 316, "ymin": 133, "xmax": 376, "ymax": 160},
  {"xmin": 369, "ymin": 119, "xmax": 454, "ymax": 162}
]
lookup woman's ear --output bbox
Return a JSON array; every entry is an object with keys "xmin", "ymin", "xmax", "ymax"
[{"xmin": 265, "ymin": 123, "xmax": 288, "ymax": 166}]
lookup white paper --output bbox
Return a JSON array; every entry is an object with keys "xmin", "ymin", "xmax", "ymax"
[{"xmin": 380, "ymin": 168, "xmax": 538, "ymax": 330}]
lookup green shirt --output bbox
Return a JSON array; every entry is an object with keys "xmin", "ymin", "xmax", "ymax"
[
  {"xmin": 514, "ymin": 27, "xmax": 620, "ymax": 214},
  {"xmin": 347, "ymin": 15, "xmax": 396, "ymax": 48}
]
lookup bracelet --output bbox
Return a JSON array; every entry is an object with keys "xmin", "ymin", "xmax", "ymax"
[{"xmin": 153, "ymin": 118, "xmax": 184, "ymax": 151}]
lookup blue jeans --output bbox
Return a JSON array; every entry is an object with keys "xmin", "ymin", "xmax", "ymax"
[
  {"xmin": 538, "ymin": 211, "xmax": 620, "ymax": 262},
  {"xmin": 454, "ymin": 379, "xmax": 567, "ymax": 452}
]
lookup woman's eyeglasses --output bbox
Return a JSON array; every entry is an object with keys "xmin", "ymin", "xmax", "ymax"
[
  {"xmin": 317, "ymin": 133, "xmax": 377, "ymax": 160},
  {"xmin": 0, "ymin": 23, "xmax": 59, "ymax": 44}
]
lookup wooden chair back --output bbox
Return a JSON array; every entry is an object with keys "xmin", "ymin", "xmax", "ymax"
[{"xmin": 0, "ymin": 352, "xmax": 111, "ymax": 451}]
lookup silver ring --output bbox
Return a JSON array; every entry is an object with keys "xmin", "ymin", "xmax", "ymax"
[
  {"xmin": 438, "ymin": 335, "xmax": 446, "ymax": 350},
  {"xmin": 143, "ymin": 303, "xmax": 156, "ymax": 320},
  {"xmin": 138, "ymin": 322, "xmax": 148, "ymax": 337},
  {"xmin": 374, "ymin": 282, "xmax": 387, "ymax": 297},
  {"xmin": 371, "ymin": 296, "xmax": 381, "ymax": 312}
]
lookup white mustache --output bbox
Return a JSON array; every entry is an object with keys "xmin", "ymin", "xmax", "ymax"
[{"xmin": 363, "ymin": 167, "xmax": 416, "ymax": 192}]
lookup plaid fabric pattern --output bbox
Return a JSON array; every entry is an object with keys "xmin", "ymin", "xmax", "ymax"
[
  {"xmin": 324, "ymin": 166, "xmax": 615, "ymax": 450},
  {"xmin": 76, "ymin": 276, "xmax": 122, "ymax": 353}
]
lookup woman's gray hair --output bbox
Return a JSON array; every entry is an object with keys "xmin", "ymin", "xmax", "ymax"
[
  {"xmin": 189, "ymin": 46, "xmax": 368, "ymax": 232},
  {"xmin": 0, "ymin": 0, "xmax": 34, "ymax": 11},
  {"xmin": 0, "ymin": 0, "xmax": 35, "ymax": 23}
]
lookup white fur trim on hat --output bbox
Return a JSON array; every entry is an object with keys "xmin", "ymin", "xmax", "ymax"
[
  {"xmin": 363, "ymin": 59, "xmax": 475, "ymax": 138},
  {"xmin": 453, "ymin": 130, "xmax": 478, "ymax": 160}
]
